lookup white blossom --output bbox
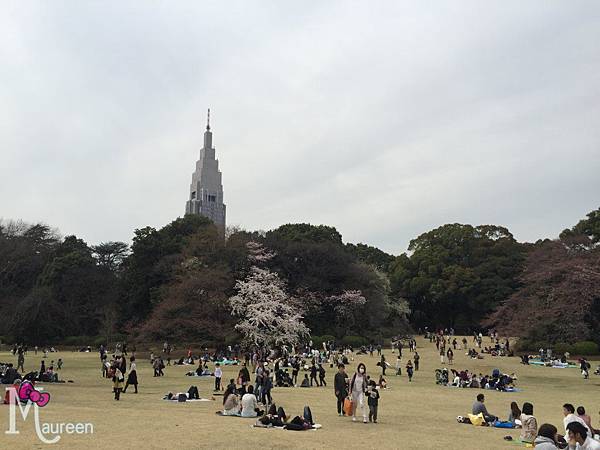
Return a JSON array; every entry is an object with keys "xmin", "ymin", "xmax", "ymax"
[{"xmin": 229, "ymin": 266, "xmax": 309, "ymax": 347}]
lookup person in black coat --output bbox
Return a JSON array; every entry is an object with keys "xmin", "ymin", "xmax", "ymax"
[{"xmin": 334, "ymin": 364, "xmax": 348, "ymax": 416}]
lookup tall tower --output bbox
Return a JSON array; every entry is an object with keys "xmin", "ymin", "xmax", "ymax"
[{"xmin": 185, "ymin": 109, "xmax": 226, "ymax": 233}]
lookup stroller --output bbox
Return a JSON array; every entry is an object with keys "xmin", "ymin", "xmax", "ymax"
[{"xmin": 435, "ymin": 368, "xmax": 449, "ymax": 385}]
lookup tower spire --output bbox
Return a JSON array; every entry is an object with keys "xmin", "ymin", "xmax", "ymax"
[{"xmin": 206, "ymin": 108, "xmax": 211, "ymax": 131}]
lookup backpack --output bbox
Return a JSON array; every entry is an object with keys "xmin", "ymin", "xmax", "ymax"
[{"xmin": 177, "ymin": 393, "xmax": 187, "ymax": 402}]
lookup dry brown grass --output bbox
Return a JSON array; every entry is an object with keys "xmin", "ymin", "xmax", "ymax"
[{"xmin": 0, "ymin": 337, "xmax": 597, "ymax": 449}]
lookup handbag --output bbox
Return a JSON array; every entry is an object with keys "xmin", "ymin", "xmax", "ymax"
[{"xmin": 343, "ymin": 397, "xmax": 353, "ymax": 416}]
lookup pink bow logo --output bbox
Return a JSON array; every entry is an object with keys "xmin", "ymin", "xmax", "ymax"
[{"xmin": 18, "ymin": 382, "xmax": 50, "ymax": 407}]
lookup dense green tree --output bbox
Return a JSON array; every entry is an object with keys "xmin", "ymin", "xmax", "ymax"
[
  {"xmin": 268, "ymin": 223, "xmax": 342, "ymax": 245},
  {"xmin": 265, "ymin": 223, "xmax": 410, "ymax": 338},
  {"xmin": 120, "ymin": 215, "xmax": 214, "ymax": 322},
  {"xmin": 345, "ymin": 242, "xmax": 395, "ymax": 273},
  {"xmin": 0, "ymin": 221, "xmax": 59, "ymax": 300},
  {"xmin": 136, "ymin": 224, "xmax": 250, "ymax": 344},
  {"xmin": 390, "ymin": 224, "xmax": 525, "ymax": 331},
  {"xmin": 4, "ymin": 233, "xmax": 118, "ymax": 342},
  {"xmin": 91, "ymin": 241, "xmax": 129, "ymax": 272},
  {"xmin": 560, "ymin": 207, "xmax": 600, "ymax": 244}
]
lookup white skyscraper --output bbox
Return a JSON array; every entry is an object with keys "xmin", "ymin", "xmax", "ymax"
[{"xmin": 185, "ymin": 110, "xmax": 226, "ymax": 233}]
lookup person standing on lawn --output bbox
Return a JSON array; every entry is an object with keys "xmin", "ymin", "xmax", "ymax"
[
  {"xmin": 123, "ymin": 356, "xmax": 138, "ymax": 393},
  {"xmin": 406, "ymin": 360, "xmax": 414, "ymax": 382},
  {"xmin": 350, "ymin": 363, "xmax": 368, "ymax": 423},
  {"xmin": 214, "ymin": 363, "xmax": 223, "ymax": 391},
  {"xmin": 113, "ymin": 364, "xmax": 124, "ymax": 400},
  {"xmin": 367, "ymin": 380, "xmax": 380, "ymax": 423},
  {"xmin": 334, "ymin": 364, "xmax": 348, "ymax": 416}
]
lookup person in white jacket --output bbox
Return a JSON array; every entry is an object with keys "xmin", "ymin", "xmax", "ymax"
[
  {"xmin": 241, "ymin": 385, "xmax": 259, "ymax": 417},
  {"xmin": 564, "ymin": 404, "xmax": 592, "ymax": 436},
  {"xmin": 566, "ymin": 421, "xmax": 600, "ymax": 450}
]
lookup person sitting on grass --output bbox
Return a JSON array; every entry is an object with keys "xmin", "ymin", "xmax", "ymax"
[
  {"xmin": 563, "ymin": 403, "xmax": 591, "ymax": 436},
  {"xmin": 300, "ymin": 374, "xmax": 310, "ymax": 387},
  {"xmin": 566, "ymin": 421, "xmax": 600, "ymax": 450},
  {"xmin": 472, "ymin": 393, "xmax": 496, "ymax": 423},
  {"xmin": 534, "ymin": 423, "xmax": 560, "ymax": 450},
  {"xmin": 578, "ymin": 406, "xmax": 598, "ymax": 436},
  {"xmin": 222, "ymin": 385, "xmax": 241, "ymax": 416},
  {"xmin": 258, "ymin": 404, "xmax": 288, "ymax": 427},
  {"xmin": 507, "ymin": 401, "xmax": 522, "ymax": 426},
  {"xmin": 519, "ymin": 402, "xmax": 537, "ymax": 443},
  {"xmin": 241, "ymin": 385, "xmax": 263, "ymax": 417}
]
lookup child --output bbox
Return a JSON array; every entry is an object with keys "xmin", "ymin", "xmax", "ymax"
[
  {"xmin": 367, "ymin": 380, "xmax": 380, "ymax": 423},
  {"xmin": 57, "ymin": 358, "xmax": 63, "ymax": 370},
  {"xmin": 406, "ymin": 360, "xmax": 414, "ymax": 382},
  {"xmin": 113, "ymin": 365, "xmax": 124, "ymax": 400},
  {"xmin": 395, "ymin": 355, "xmax": 402, "ymax": 376},
  {"xmin": 214, "ymin": 363, "xmax": 223, "ymax": 391}
]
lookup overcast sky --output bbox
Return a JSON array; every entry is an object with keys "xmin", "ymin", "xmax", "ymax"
[{"xmin": 1, "ymin": 1, "xmax": 599, "ymax": 254}]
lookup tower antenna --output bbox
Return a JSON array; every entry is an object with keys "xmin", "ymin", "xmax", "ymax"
[{"xmin": 206, "ymin": 108, "xmax": 211, "ymax": 131}]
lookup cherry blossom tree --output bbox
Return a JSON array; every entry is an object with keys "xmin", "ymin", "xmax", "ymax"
[{"xmin": 229, "ymin": 242, "xmax": 310, "ymax": 347}]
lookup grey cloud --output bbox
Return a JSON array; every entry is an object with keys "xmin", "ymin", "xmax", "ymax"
[{"xmin": 1, "ymin": 1, "xmax": 599, "ymax": 254}]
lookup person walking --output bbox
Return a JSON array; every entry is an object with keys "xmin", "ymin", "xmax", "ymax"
[
  {"xmin": 413, "ymin": 352, "xmax": 420, "ymax": 371},
  {"xmin": 17, "ymin": 352, "xmax": 25, "ymax": 373},
  {"xmin": 309, "ymin": 363, "xmax": 319, "ymax": 387},
  {"xmin": 318, "ymin": 364, "xmax": 327, "ymax": 387},
  {"xmin": 395, "ymin": 355, "xmax": 402, "ymax": 376},
  {"xmin": 447, "ymin": 348, "xmax": 454, "ymax": 365},
  {"xmin": 380, "ymin": 354, "xmax": 387, "ymax": 375},
  {"xmin": 350, "ymin": 363, "xmax": 368, "ymax": 423},
  {"xmin": 367, "ymin": 380, "xmax": 380, "ymax": 423},
  {"xmin": 406, "ymin": 360, "xmax": 414, "ymax": 382},
  {"xmin": 123, "ymin": 356, "xmax": 138, "ymax": 393},
  {"xmin": 334, "ymin": 364, "xmax": 348, "ymax": 416}
]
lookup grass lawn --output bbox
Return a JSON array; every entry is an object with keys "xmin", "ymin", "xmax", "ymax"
[{"xmin": 0, "ymin": 337, "xmax": 597, "ymax": 449}]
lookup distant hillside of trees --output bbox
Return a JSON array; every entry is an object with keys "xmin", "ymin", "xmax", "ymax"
[{"xmin": 0, "ymin": 206, "xmax": 598, "ymax": 347}]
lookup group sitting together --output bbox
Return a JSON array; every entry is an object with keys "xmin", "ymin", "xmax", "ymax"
[
  {"xmin": 217, "ymin": 386, "xmax": 318, "ymax": 431},
  {"xmin": 437, "ymin": 368, "xmax": 517, "ymax": 391},
  {"xmin": 1, "ymin": 361, "xmax": 62, "ymax": 385},
  {"xmin": 185, "ymin": 360, "xmax": 212, "ymax": 377},
  {"xmin": 480, "ymin": 345, "xmax": 513, "ymax": 357},
  {"xmin": 467, "ymin": 349, "xmax": 484, "ymax": 359},
  {"xmin": 459, "ymin": 394, "xmax": 600, "ymax": 448}
]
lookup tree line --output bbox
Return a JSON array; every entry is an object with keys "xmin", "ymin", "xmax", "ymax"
[{"xmin": 0, "ymin": 206, "xmax": 598, "ymax": 347}]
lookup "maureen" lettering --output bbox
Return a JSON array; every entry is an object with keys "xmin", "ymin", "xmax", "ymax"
[{"xmin": 41, "ymin": 422, "xmax": 94, "ymax": 435}]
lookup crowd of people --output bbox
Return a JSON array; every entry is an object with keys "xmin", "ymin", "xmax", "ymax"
[
  {"xmin": 3, "ymin": 329, "xmax": 600, "ymax": 448},
  {"xmin": 460, "ymin": 394, "xmax": 600, "ymax": 449},
  {"xmin": 436, "ymin": 367, "xmax": 518, "ymax": 391}
]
